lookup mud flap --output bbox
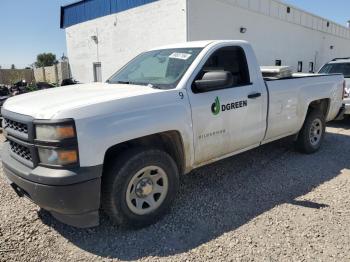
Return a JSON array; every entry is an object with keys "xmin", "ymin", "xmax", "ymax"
[{"xmin": 335, "ymin": 104, "xmax": 345, "ymax": 121}]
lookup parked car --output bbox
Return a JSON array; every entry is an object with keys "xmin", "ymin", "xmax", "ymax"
[
  {"xmin": 0, "ymin": 85, "xmax": 10, "ymax": 97},
  {"xmin": 0, "ymin": 86, "xmax": 10, "ymax": 127},
  {"xmin": 1, "ymin": 40, "xmax": 345, "ymax": 228},
  {"xmin": 10, "ymin": 80, "xmax": 28, "ymax": 95},
  {"xmin": 318, "ymin": 58, "xmax": 350, "ymax": 116},
  {"xmin": 61, "ymin": 78, "xmax": 79, "ymax": 86},
  {"xmin": 9, "ymin": 81, "xmax": 56, "ymax": 96},
  {"xmin": 36, "ymin": 82, "xmax": 55, "ymax": 90}
]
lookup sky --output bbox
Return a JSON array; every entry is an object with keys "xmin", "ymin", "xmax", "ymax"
[
  {"xmin": 0, "ymin": 0, "xmax": 349, "ymax": 69},
  {"xmin": 0, "ymin": 0, "xmax": 72, "ymax": 69},
  {"xmin": 284, "ymin": 0, "xmax": 350, "ymax": 24}
]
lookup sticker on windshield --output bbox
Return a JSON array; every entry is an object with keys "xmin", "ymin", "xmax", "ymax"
[{"xmin": 169, "ymin": 52, "xmax": 192, "ymax": 60}]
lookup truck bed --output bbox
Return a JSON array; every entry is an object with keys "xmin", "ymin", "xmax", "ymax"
[
  {"xmin": 263, "ymin": 73, "xmax": 344, "ymax": 143},
  {"xmin": 263, "ymin": 73, "xmax": 342, "ymax": 82}
]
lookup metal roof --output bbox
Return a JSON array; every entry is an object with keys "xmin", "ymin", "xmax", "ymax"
[{"xmin": 60, "ymin": 0, "xmax": 158, "ymax": 28}]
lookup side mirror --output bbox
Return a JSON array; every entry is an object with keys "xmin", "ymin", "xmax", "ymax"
[{"xmin": 195, "ymin": 71, "xmax": 234, "ymax": 92}]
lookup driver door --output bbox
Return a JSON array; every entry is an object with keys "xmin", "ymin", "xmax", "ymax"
[{"xmin": 187, "ymin": 46, "xmax": 266, "ymax": 165}]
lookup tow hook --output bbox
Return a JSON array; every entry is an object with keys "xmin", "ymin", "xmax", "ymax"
[{"xmin": 10, "ymin": 183, "xmax": 25, "ymax": 197}]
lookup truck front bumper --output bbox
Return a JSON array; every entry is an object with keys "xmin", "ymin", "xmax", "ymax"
[{"xmin": 2, "ymin": 142, "xmax": 102, "ymax": 228}]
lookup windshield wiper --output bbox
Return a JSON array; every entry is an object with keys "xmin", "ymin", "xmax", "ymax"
[
  {"xmin": 112, "ymin": 80, "xmax": 165, "ymax": 89},
  {"xmin": 116, "ymin": 81, "xmax": 132, "ymax": 84},
  {"xmin": 147, "ymin": 84, "xmax": 163, "ymax": 89},
  {"xmin": 116, "ymin": 81, "xmax": 149, "ymax": 86}
]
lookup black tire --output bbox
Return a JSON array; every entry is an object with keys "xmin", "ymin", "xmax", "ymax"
[
  {"xmin": 101, "ymin": 148, "xmax": 179, "ymax": 228},
  {"xmin": 296, "ymin": 109, "xmax": 326, "ymax": 154}
]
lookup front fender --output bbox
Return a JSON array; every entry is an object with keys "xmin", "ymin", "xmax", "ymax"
[{"xmin": 71, "ymin": 91, "xmax": 194, "ymax": 169}]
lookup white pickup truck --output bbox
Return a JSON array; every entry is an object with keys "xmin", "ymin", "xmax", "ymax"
[{"xmin": 1, "ymin": 40, "xmax": 345, "ymax": 228}]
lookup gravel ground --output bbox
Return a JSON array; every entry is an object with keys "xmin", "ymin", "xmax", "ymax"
[{"xmin": 1, "ymin": 120, "xmax": 350, "ymax": 262}]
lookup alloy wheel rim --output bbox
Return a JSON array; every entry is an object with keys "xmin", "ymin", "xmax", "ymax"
[
  {"xmin": 126, "ymin": 166, "xmax": 169, "ymax": 215},
  {"xmin": 309, "ymin": 118, "xmax": 323, "ymax": 146}
]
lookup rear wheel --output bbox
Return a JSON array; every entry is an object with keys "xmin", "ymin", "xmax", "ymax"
[
  {"xmin": 102, "ymin": 148, "xmax": 179, "ymax": 228},
  {"xmin": 296, "ymin": 109, "xmax": 326, "ymax": 154}
]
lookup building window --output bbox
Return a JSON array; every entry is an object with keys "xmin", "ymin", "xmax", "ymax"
[
  {"xmin": 93, "ymin": 62, "xmax": 102, "ymax": 82},
  {"xmin": 327, "ymin": 21, "xmax": 330, "ymax": 27},
  {"xmin": 298, "ymin": 61, "xmax": 303, "ymax": 72},
  {"xmin": 287, "ymin": 7, "xmax": 291, "ymax": 13},
  {"xmin": 309, "ymin": 62, "xmax": 314, "ymax": 73},
  {"xmin": 275, "ymin": 60, "xmax": 282, "ymax": 66}
]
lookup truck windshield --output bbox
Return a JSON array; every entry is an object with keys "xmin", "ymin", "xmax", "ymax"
[
  {"xmin": 319, "ymin": 63, "xmax": 350, "ymax": 78},
  {"xmin": 107, "ymin": 48, "xmax": 203, "ymax": 89}
]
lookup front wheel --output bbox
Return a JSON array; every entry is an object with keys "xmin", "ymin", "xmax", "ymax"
[
  {"xmin": 296, "ymin": 109, "xmax": 326, "ymax": 154},
  {"xmin": 101, "ymin": 148, "xmax": 179, "ymax": 228}
]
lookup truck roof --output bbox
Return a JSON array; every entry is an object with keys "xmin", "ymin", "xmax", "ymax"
[{"xmin": 150, "ymin": 40, "xmax": 249, "ymax": 50}]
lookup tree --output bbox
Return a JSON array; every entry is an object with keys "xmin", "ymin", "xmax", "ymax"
[
  {"xmin": 35, "ymin": 53, "xmax": 57, "ymax": 68},
  {"xmin": 11, "ymin": 64, "xmax": 16, "ymax": 69}
]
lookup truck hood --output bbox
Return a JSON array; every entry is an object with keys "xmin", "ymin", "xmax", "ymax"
[{"xmin": 3, "ymin": 83, "xmax": 162, "ymax": 119}]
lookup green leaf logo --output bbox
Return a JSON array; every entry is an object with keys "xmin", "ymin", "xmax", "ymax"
[{"xmin": 211, "ymin": 97, "xmax": 221, "ymax": 116}]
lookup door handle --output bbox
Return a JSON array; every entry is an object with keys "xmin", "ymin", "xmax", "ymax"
[{"xmin": 248, "ymin": 92, "xmax": 261, "ymax": 99}]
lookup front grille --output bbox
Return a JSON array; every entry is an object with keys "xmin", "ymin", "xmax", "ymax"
[
  {"xmin": 4, "ymin": 118, "xmax": 28, "ymax": 134},
  {"xmin": 9, "ymin": 140, "xmax": 32, "ymax": 162}
]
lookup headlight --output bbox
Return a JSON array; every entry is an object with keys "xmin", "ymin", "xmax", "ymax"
[
  {"xmin": 34, "ymin": 120, "xmax": 78, "ymax": 167},
  {"xmin": 38, "ymin": 148, "xmax": 78, "ymax": 166},
  {"xmin": 35, "ymin": 124, "xmax": 75, "ymax": 141}
]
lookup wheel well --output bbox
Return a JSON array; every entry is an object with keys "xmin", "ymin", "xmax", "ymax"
[
  {"xmin": 308, "ymin": 99, "xmax": 330, "ymax": 117},
  {"xmin": 103, "ymin": 131, "xmax": 185, "ymax": 175}
]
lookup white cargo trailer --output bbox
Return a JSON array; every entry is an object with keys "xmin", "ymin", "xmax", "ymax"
[{"xmin": 62, "ymin": 0, "xmax": 350, "ymax": 83}]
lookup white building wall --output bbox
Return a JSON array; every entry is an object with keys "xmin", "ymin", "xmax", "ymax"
[
  {"xmin": 65, "ymin": 0, "xmax": 350, "ymax": 82},
  {"xmin": 66, "ymin": 0, "xmax": 187, "ymax": 83},
  {"xmin": 187, "ymin": 0, "xmax": 350, "ymax": 72}
]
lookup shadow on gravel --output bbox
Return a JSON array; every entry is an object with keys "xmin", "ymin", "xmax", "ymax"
[
  {"xmin": 288, "ymin": 200, "xmax": 329, "ymax": 209},
  {"xmin": 38, "ymin": 122, "xmax": 350, "ymax": 261},
  {"xmin": 327, "ymin": 117, "xmax": 350, "ymax": 129}
]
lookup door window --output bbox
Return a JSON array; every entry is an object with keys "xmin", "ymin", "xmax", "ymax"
[
  {"xmin": 309, "ymin": 62, "xmax": 314, "ymax": 73},
  {"xmin": 93, "ymin": 62, "xmax": 102, "ymax": 82},
  {"xmin": 193, "ymin": 46, "xmax": 250, "ymax": 93},
  {"xmin": 297, "ymin": 61, "xmax": 303, "ymax": 72}
]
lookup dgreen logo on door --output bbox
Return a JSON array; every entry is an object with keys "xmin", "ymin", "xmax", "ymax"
[{"xmin": 211, "ymin": 97, "xmax": 221, "ymax": 116}]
